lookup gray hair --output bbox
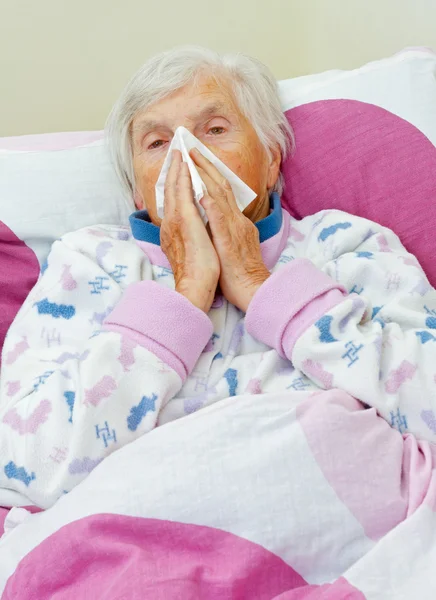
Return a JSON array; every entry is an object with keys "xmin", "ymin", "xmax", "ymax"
[{"xmin": 105, "ymin": 45, "xmax": 294, "ymax": 209}]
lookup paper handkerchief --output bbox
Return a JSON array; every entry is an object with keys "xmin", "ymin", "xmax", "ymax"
[{"xmin": 155, "ymin": 126, "xmax": 257, "ymax": 224}]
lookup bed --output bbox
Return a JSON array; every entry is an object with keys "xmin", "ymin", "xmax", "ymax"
[{"xmin": 1, "ymin": 48, "xmax": 436, "ymax": 599}]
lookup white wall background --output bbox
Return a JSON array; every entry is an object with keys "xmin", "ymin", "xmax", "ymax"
[{"xmin": 1, "ymin": 0, "xmax": 435, "ymax": 136}]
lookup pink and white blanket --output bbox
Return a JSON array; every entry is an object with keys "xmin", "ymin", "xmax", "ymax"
[{"xmin": 1, "ymin": 388, "xmax": 435, "ymax": 599}]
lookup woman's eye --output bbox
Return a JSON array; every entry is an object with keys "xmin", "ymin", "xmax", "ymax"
[
  {"xmin": 148, "ymin": 140, "xmax": 165, "ymax": 150},
  {"xmin": 208, "ymin": 127, "xmax": 225, "ymax": 135}
]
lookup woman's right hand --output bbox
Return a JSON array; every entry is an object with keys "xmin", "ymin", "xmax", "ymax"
[{"xmin": 160, "ymin": 150, "xmax": 220, "ymax": 313}]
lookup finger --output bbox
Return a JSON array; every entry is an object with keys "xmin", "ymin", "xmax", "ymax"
[
  {"xmin": 163, "ymin": 150, "xmax": 182, "ymax": 216},
  {"xmin": 176, "ymin": 162, "xmax": 200, "ymax": 218},
  {"xmin": 190, "ymin": 148, "xmax": 224, "ymax": 186},
  {"xmin": 200, "ymin": 193, "xmax": 232, "ymax": 244},
  {"xmin": 165, "ymin": 150, "xmax": 182, "ymax": 190},
  {"xmin": 195, "ymin": 165, "xmax": 235, "ymax": 216}
]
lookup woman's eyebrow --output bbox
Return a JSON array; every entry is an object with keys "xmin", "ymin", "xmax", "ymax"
[
  {"xmin": 132, "ymin": 119, "xmax": 167, "ymax": 137},
  {"xmin": 194, "ymin": 102, "xmax": 229, "ymax": 122},
  {"xmin": 133, "ymin": 102, "xmax": 231, "ymax": 137}
]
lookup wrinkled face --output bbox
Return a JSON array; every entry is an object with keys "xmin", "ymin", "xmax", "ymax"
[{"xmin": 130, "ymin": 74, "xmax": 281, "ymax": 225}]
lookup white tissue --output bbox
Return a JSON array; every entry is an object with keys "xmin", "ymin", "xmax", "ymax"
[{"xmin": 155, "ymin": 126, "xmax": 257, "ymax": 224}]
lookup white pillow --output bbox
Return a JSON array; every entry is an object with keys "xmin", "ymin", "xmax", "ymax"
[
  {"xmin": 278, "ymin": 47, "xmax": 436, "ymax": 147},
  {"xmin": 0, "ymin": 134, "xmax": 131, "ymax": 265}
]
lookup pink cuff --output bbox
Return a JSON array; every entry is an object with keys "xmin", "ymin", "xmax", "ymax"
[
  {"xmin": 245, "ymin": 259, "xmax": 345, "ymax": 359},
  {"xmin": 103, "ymin": 281, "xmax": 213, "ymax": 381}
]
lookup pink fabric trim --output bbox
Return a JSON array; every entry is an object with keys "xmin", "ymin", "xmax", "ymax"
[
  {"xmin": 3, "ymin": 515, "xmax": 309, "ymax": 599},
  {"xmin": 0, "ymin": 131, "xmax": 103, "ymax": 152},
  {"xmin": 104, "ymin": 281, "xmax": 213, "ymax": 380},
  {"xmin": 402, "ymin": 434, "xmax": 434, "ymax": 517},
  {"xmin": 424, "ymin": 452, "xmax": 436, "ymax": 512},
  {"xmin": 135, "ymin": 240, "xmax": 170, "ymax": 268},
  {"xmin": 245, "ymin": 259, "xmax": 345, "ymax": 359}
]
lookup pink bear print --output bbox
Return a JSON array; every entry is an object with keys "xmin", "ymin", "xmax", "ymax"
[
  {"xmin": 246, "ymin": 378, "xmax": 263, "ymax": 394},
  {"xmin": 118, "ymin": 337, "xmax": 138, "ymax": 372},
  {"xmin": 385, "ymin": 361, "xmax": 417, "ymax": 394},
  {"xmin": 3, "ymin": 400, "xmax": 52, "ymax": 434},
  {"xmin": 6, "ymin": 381, "xmax": 21, "ymax": 397},
  {"xmin": 6, "ymin": 337, "xmax": 29, "ymax": 365},
  {"xmin": 302, "ymin": 359, "xmax": 334, "ymax": 389},
  {"xmin": 84, "ymin": 376, "xmax": 117, "ymax": 407},
  {"xmin": 60, "ymin": 265, "xmax": 77, "ymax": 291}
]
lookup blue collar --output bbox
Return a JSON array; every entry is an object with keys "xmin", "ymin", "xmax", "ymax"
[{"xmin": 130, "ymin": 191, "xmax": 282, "ymax": 245}]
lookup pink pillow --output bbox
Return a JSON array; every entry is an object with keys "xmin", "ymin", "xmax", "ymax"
[
  {"xmin": 0, "ymin": 223, "xmax": 39, "ymax": 363},
  {"xmin": 281, "ymin": 100, "xmax": 436, "ymax": 286}
]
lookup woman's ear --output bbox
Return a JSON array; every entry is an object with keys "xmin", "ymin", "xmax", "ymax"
[
  {"xmin": 266, "ymin": 145, "xmax": 282, "ymax": 190},
  {"xmin": 133, "ymin": 189, "xmax": 144, "ymax": 210}
]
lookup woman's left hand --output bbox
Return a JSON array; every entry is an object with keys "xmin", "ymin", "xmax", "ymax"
[{"xmin": 190, "ymin": 148, "xmax": 270, "ymax": 312}]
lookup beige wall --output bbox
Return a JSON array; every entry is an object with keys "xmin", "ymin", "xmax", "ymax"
[{"xmin": 1, "ymin": 0, "xmax": 436, "ymax": 136}]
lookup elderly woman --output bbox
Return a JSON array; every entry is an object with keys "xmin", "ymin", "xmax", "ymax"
[{"xmin": 1, "ymin": 46, "xmax": 436, "ymax": 509}]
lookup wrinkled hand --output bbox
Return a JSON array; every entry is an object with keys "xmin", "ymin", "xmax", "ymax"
[
  {"xmin": 160, "ymin": 150, "xmax": 220, "ymax": 313},
  {"xmin": 190, "ymin": 148, "xmax": 270, "ymax": 312}
]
